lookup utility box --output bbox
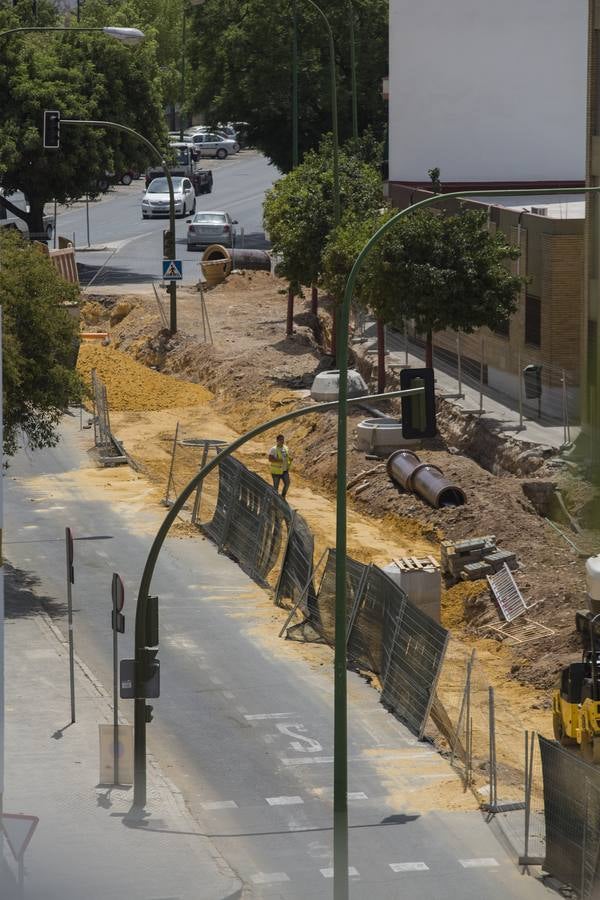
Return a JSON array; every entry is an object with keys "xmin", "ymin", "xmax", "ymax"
[
  {"xmin": 383, "ymin": 557, "xmax": 441, "ymax": 623},
  {"xmin": 523, "ymin": 364, "xmax": 543, "ymax": 400}
]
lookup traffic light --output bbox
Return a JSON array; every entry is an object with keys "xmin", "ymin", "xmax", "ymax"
[
  {"xmin": 400, "ymin": 367, "xmax": 437, "ymax": 439},
  {"xmin": 141, "ymin": 647, "xmax": 160, "ymax": 699},
  {"xmin": 43, "ymin": 110, "xmax": 60, "ymax": 149}
]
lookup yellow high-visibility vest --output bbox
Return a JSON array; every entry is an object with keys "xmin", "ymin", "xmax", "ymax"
[{"xmin": 269, "ymin": 445, "xmax": 292, "ymax": 475}]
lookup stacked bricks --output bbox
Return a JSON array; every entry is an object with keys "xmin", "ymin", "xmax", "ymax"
[{"xmin": 441, "ymin": 536, "xmax": 517, "ymax": 582}]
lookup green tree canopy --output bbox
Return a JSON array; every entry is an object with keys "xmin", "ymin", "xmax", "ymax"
[
  {"xmin": 322, "ymin": 207, "xmax": 525, "ymax": 366},
  {"xmin": 0, "ymin": 0, "xmax": 167, "ymax": 234},
  {"xmin": 0, "ymin": 230, "xmax": 84, "ymax": 456},
  {"xmin": 263, "ymin": 136, "xmax": 383, "ymax": 291},
  {"xmin": 186, "ymin": 0, "xmax": 388, "ymax": 172}
]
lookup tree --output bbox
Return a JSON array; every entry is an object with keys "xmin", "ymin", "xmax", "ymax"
[
  {"xmin": 323, "ymin": 207, "xmax": 525, "ymax": 366},
  {"xmin": 0, "ymin": 0, "xmax": 167, "ymax": 235},
  {"xmin": 0, "ymin": 230, "xmax": 85, "ymax": 456},
  {"xmin": 186, "ymin": 0, "xmax": 388, "ymax": 172},
  {"xmin": 263, "ymin": 136, "xmax": 383, "ymax": 292}
]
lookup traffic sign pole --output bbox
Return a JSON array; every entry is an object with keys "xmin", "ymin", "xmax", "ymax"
[{"xmin": 65, "ymin": 527, "xmax": 75, "ymax": 724}]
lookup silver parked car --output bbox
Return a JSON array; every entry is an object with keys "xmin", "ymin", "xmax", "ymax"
[
  {"xmin": 186, "ymin": 211, "xmax": 237, "ymax": 250},
  {"xmin": 186, "ymin": 132, "xmax": 239, "ymax": 159},
  {"xmin": 141, "ymin": 176, "xmax": 196, "ymax": 218}
]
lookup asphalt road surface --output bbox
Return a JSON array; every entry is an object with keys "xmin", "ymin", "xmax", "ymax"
[
  {"xmin": 53, "ymin": 150, "xmax": 279, "ymax": 289},
  {"xmin": 4, "ymin": 415, "xmax": 552, "ymax": 899}
]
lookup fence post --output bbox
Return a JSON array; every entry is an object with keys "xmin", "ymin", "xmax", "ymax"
[
  {"xmin": 451, "ymin": 649, "xmax": 475, "ymax": 768},
  {"xmin": 479, "ymin": 337, "xmax": 485, "ymax": 416},
  {"xmin": 273, "ymin": 510, "xmax": 297, "ymax": 606},
  {"xmin": 405, "ymin": 326, "xmax": 409, "ymax": 367},
  {"xmin": 456, "ymin": 334, "xmax": 463, "ymax": 399},
  {"xmin": 219, "ymin": 465, "xmax": 241, "ymax": 552},
  {"xmin": 346, "ymin": 563, "xmax": 370, "ymax": 647},
  {"xmin": 191, "ymin": 438, "xmax": 210, "ymax": 524},
  {"xmin": 518, "ymin": 350, "xmax": 524, "ymax": 431},
  {"xmin": 523, "ymin": 730, "xmax": 535, "ymax": 868},
  {"xmin": 488, "ymin": 686, "xmax": 497, "ymax": 810},
  {"xmin": 163, "ymin": 421, "xmax": 180, "ymax": 507}
]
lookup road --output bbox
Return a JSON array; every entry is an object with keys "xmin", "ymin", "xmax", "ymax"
[
  {"xmin": 4, "ymin": 415, "xmax": 550, "ymax": 899},
  {"xmin": 52, "ymin": 150, "xmax": 279, "ymax": 289}
]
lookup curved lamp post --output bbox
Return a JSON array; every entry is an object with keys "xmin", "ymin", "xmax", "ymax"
[
  {"xmin": 0, "ymin": 25, "xmax": 145, "ymax": 43},
  {"xmin": 332, "ymin": 183, "xmax": 600, "ymax": 897},
  {"xmin": 292, "ymin": 0, "xmax": 340, "ymax": 224},
  {"xmin": 59, "ymin": 118, "xmax": 177, "ymax": 332}
]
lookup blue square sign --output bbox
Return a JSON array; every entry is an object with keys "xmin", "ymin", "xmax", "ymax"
[{"xmin": 163, "ymin": 259, "xmax": 182, "ymax": 280}]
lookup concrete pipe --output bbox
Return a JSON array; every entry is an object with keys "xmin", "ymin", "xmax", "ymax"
[
  {"xmin": 230, "ymin": 248, "xmax": 271, "ymax": 271},
  {"xmin": 201, "ymin": 244, "xmax": 233, "ymax": 286},
  {"xmin": 387, "ymin": 449, "xmax": 466, "ymax": 508}
]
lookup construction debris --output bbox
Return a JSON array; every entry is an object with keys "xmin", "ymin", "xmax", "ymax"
[{"xmin": 441, "ymin": 536, "xmax": 518, "ymax": 583}]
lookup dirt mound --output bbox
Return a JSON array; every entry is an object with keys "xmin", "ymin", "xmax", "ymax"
[{"xmin": 77, "ymin": 344, "xmax": 212, "ymax": 411}]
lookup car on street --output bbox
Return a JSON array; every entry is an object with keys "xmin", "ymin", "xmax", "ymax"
[
  {"xmin": 186, "ymin": 211, "xmax": 238, "ymax": 250},
  {"xmin": 184, "ymin": 132, "xmax": 239, "ymax": 159},
  {"xmin": 142, "ymin": 176, "xmax": 196, "ymax": 219}
]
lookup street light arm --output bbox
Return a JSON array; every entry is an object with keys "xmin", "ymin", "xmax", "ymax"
[
  {"xmin": 131, "ymin": 384, "xmax": 423, "ymax": 808},
  {"xmin": 60, "ymin": 117, "xmax": 176, "ymax": 278},
  {"xmin": 0, "ymin": 26, "xmax": 145, "ymax": 43}
]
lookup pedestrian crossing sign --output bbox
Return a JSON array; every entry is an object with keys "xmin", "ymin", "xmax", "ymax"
[{"xmin": 163, "ymin": 259, "xmax": 182, "ymax": 280}]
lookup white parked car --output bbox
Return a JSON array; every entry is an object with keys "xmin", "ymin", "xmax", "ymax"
[
  {"xmin": 186, "ymin": 211, "xmax": 238, "ymax": 250},
  {"xmin": 141, "ymin": 176, "xmax": 196, "ymax": 219},
  {"xmin": 185, "ymin": 132, "xmax": 239, "ymax": 159}
]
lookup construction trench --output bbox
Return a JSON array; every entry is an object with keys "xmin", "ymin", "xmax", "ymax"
[{"xmin": 77, "ymin": 272, "xmax": 600, "ymax": 894}]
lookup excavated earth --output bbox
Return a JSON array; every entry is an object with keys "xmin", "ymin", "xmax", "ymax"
[{"xmin": 78, "ymin": 273, "xmax": 600, "ymax": 704}]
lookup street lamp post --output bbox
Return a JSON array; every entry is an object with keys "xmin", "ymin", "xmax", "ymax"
[
  {"xmin": 291, "ymin": 0, "xmax": 340, "ymax": 224},
  {"xmin": 333, "ymin": 184, "xmax": 600, "ymax": 898},
  {"xmin": 348, "ymin": 1, "xmax": 358, "ymax": 141}
]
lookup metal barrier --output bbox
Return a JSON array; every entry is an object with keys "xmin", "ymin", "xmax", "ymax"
[
  {"xmin": 90, "ymin": 369, "xmax": 129, "ymax": 467},
  {"xmin": 539, "ymin": 735, "xmax": 600, "ymax": 894}
]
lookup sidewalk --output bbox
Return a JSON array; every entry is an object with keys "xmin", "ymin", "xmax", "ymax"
[
  {"xmin": 1, "ymin": 568, "xmax": 241, "ymax": 900},
  {"xmin": 356, "ymin": 321, "xmax": 577, "ymax": 451}
]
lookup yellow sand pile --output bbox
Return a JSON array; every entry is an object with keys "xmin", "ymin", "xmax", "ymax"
[{"xmin": 77, "ymin": 344, "xmax": 212, "ymax": 412}]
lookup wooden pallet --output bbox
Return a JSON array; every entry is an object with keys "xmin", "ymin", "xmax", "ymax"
[{"xmin": 392, "ymin": 555, "xmax": 439, "ymax": 572}]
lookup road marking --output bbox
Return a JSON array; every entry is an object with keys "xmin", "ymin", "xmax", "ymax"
[
  {"xmin": 245, "ymin": 713, "xmax": 294, "ymax": 721},
  {"xmin": 32, "ymin": 506, "xmax": 65, "ymax": 512},
  {"xmin": 281, "ymin": 756, "xmax": 333, "ymax": 766},
  {"xmin": 251, "ymin": 872, "xmax": 290, "ymax": 885},
  {"xmin": 22, "ymin": 525, "xmax": 39, "ymax": 530},
  {"xmin": 201, "ymin": 800, "xmax": 238, "ymax": 810},
  {"xmin": 459, "ymin": 858, "xmax": 499, "ymax": 868},
  {"xmin": 320, "ymin": 867, "xmax": 359, "ymax": 878},
  {"xmin": 348, "ymin": 792, "xmax": 368, "ymax": 800},
  {"xmin": 266, "ymin": 796, "xmax": 303, "ymax": 806},
  {"xmin": 390, "ymin": 862, "xmax": 429, "ymax": 872},
  {"xmin": 281, "ymin": 752, "xmax": 438, "ymax": 766}
]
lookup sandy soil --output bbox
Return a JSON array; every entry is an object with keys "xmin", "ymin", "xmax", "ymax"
[{"xmin": 75, "ymin": 272, "xmax": 597, "ymax": 798}]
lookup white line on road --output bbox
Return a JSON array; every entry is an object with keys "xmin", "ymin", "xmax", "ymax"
[
  {"xmin": 250, "ymin": 872, "xmax": 290, "ymax": 885},
  {"xmin": 244, "ymin": 713, "xmax": 294, "ymax": 721},
  {"xmin": 320, "ymin": 867, "xmax": 359, "ymax": 878},
  {"xmin": 201, "ymin": 800, "xmax": 238, "ymax": 810},
  {"xmin": 390, "ymin": 862, "xmax": 429, "ymax": 872},
  {"xmin": 266, "ymin": 796, "xmax": 304, "ymax": 806},
  {"xmin": 459, "ymin": 858, "xmax": 499, "ymax": 868},
  {"xmin": 348, "ymin": 792, "xmax": 368, "ymax": 800}
]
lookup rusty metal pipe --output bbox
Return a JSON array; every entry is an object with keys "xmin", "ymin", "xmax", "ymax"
[{"xmin": 387, "ymin": 449, "xmax": 466, "ymax": 508}]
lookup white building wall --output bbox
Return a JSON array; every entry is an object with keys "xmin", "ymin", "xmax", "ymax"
[{"xmin": 389, "ymin": 0, "xmax": 587, "ymax": 184}]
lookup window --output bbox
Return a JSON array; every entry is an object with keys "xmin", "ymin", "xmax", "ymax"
[{"xmin": 525, "ymin": 294, "xmax": 541, "ymax": 347}]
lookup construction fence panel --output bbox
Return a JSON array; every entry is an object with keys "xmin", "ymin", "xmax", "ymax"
[
  {"xmin": 347, "ymin": 564, "xmax": 406, "ymax": 676},
  {"xmin": 311, "ymin": 549, "xmax": 367, "ymax": 646},
  {"xmin": 539, "ymin": 735, "xmax": 600, "ymax": 894},
  {"xmin": 203, "ymin": 456, "xmax": 292, "ymax": 585},
  {"xmin": 380, "ymin": 589, "xmax": 448, "ymax": 739},
  {"xmin": 276, "ymin": 512, "xmax": 316, "ymax": 612}
]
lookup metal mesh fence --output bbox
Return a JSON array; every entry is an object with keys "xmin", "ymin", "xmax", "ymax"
[
  {"xmin": 91, "ymin": 368, "xmax": 112, "ymax": 452},
  {"xmin": 539, "ymin": 734, "xmax": 600, "ymax": 894},
  {"xmin": 359, "ymin": 317, "xmax": 579, "ymax": 437}
]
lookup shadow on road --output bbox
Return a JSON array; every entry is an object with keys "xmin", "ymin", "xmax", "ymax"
[{"xmin": 4, "ymin": 562, "xmax": 67, "ymax": 621}]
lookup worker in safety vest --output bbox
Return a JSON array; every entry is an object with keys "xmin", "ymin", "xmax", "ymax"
[{"xmin": 268, "ymin": 434, "xmax": 292, "ymax": 499}]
